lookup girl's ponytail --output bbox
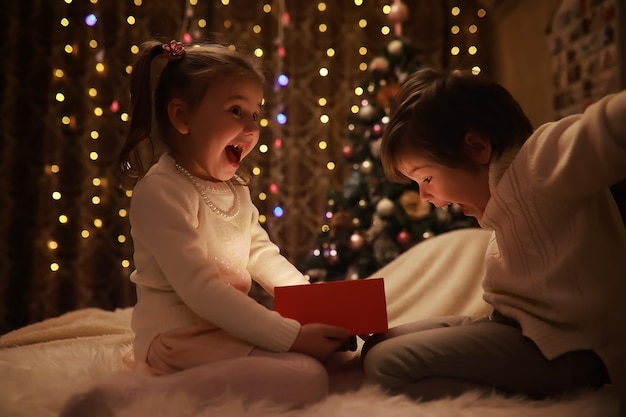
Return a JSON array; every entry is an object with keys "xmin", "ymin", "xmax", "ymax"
[{"xmin": 117, "ymin": 41, "xmax": 165, "ymax": 190}]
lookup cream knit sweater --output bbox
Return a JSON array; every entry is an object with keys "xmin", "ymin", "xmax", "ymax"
[
  {"xmin": 128, "ymin": 153, "xmax": 308, "ymax": 363},
  {"xmin": 479, "ymin": 91, "xmax": 626, "ymax": 387}
]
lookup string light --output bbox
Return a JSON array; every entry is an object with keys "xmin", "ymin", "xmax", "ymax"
[
  {"xmin": 450, "ymin": 3, "xmax": 484, "ymax": 74},
  {"xmin": 47, "ymin": 0, "xmax": 211, "ymax": 278}
]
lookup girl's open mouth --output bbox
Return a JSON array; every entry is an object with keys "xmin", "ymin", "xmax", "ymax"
[{"xmin": 226, "ymin": 145, "xmax": 243, "ymax": 167}]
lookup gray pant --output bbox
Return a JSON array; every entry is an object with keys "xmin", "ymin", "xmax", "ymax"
[{"xmin": 361, "ymin": 313, "xmax": 608, "ymax": 401}]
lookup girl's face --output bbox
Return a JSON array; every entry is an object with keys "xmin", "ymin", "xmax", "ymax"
[
  {"xmin": 397, "ymin": 134, "xmax": 492, "ymax": 220},
  {"xmin": 170, "ymin": 75, "xmax": 263, "ymax": 182}
]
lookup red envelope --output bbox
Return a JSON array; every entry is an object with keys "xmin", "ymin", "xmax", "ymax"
[{"xmin": 274, "ymin": 278, "xmax": 388, "ymax": 335}]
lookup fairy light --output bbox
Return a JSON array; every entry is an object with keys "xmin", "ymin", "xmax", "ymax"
[
  {"xmin": 215, "ymin": 1, "xmax": 286, "ymax": 223},
  {"xmin": 48, "ymin": 0, "xmax": 173, "ymax": 278},
  {"xmin": 450, "ymin": 3, "xmax": 485, "ymax": 74},
  {"xmin": 266, "ymin": 1, "xmax": 288, "ymax": 221},
  {"xmin": 313, "ymin": 2, "xmax": 334, "ymax": 175}
]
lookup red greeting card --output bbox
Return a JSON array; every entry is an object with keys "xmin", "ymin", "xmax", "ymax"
[{"xmin": 274, "ymin": 278, "xmax": 388, "ymax": 335}]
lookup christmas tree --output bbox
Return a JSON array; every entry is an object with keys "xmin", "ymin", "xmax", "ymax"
[{"xmin": 299, "ymin": 2, "xmax": 478, "ymax": 282}]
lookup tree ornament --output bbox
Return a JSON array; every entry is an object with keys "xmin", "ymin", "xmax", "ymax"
[
  {"xmin": 369, "ymin": 56, "xmax": 390, "ymax": 73},
  {"xmin": 349, "ymin": 232, "xmax": 366, "ymax": 251},
  {"xmin": 329, "ymin": 210, "xmax": 354, "ymax": 237},
  {"xmin": 365, "ymin": 213, "xmax": 386, "ymax": 242},
  {"xmin": 388, "ymin": 2, "xmax": 409, "ymax": 24},
  {"xmin": 326, "ymin": 244, "xmax": 339, "ymax": 265},
  {"xmin": 376, "ymin": 81, "xmax": 400, "ymax": 111},
  {"xmin": 396, "ymin": 230, "xmax": 412, "ymax": 246},
  {"xmin": 342, "ymin": 144, "xmax": 354, "ymax": 159},
  {"xmin": 372, "ymin": 123, "xmax": 383, "ymax": 137},
  {"xmin": 358, "ymin": 104, "xmax": 378, "ymax": 123},
  {"xmin": 327, "ymin": 252, "xmax": 339, "ymax": 265},
  {"xmin": 360, "ymin": 159, "xmax": 373, "ymax": 174},
  {"xmin": 342, "ymin": 169, "xmax": 362, "ymax": 200},
  {"xmin": 369, "ymin": 138, "xmax": 382, "ymax": 159},
  {"xmin": 376, "ymin": 197, "xmax": 395, "ymax": 218},
  {"xmin": 399, "ymin": 190, "xmax": 431, "ymax": 220},
  {"xmin": 345, "ymin": 265, "xmax": 360, "ymax": 280},
  {"xmin": 387, "ymin": 39, "xmax": 404, "ymax": 57}
]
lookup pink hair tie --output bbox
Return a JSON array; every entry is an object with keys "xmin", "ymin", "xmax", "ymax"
[{"xmin": 162, "ymin": 40, "xmax": 185, "ymax": 62}]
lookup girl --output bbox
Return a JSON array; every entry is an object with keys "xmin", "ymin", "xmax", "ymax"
[
  {"xmin": 361, "ymin": 68, "xmax": 626, "ymax": 415},
  {"xmin": 123, "ymin": 39, "xmax": 353, "ymax": 396},
  {"xmin": 59, "ymin": 39, "xmax": 351, "ymax": 417}
]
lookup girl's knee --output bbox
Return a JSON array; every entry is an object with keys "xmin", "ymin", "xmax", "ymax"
[
  {"xmin": 284, "ymin": 354, "xmax": 329, "ymax": 403},
  {"xmin": 246, "ymin": 352, "xmax": 329, "ymax": 405}
]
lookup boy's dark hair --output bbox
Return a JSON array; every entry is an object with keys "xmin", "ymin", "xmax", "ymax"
[
  {"xmin": 381, "ymin": 68, "xmax": 533, "ymax": 183},
  {"xmin": 117, "ymin": 40, "xmax": 265, "ymax": 190}
]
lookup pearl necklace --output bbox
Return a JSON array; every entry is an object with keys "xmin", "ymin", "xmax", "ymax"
[{"xmin": 174, "ymin": 163, "xmax": 240, "ymax": 220}]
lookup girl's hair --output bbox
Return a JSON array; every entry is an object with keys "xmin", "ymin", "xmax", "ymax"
[
  {"xmin": 381, "ymin": 68, "xmax": 533, "ymax": 183},
  {"xmin": 117, "ymin": 40, "xmax": 265, "ymax": 189}
]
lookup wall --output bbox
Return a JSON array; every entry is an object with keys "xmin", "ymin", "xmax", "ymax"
[{"xmin": 486, "ymin": 0, "xmax": 561, "ymax": 127}]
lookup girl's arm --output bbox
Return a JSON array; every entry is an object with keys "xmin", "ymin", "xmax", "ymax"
[{"xmin": 247, "ymin": 192, "xmax": 310, "ymax": 294}]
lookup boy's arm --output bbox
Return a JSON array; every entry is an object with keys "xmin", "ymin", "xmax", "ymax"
[{"xmin": 524, "ymin": 90, "xmax": 626, "ymax": 200}]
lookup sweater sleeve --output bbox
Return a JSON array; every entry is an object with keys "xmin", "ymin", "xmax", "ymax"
[
  {"xmin": 246, "ymin": 196, "xmax": 310, "ymax": 295},
  {"xmin": 130, "ymin": 173, "xmax": 301, "ymax": 352},
  {"xmin": 523, "ymin": 90, "xmax": 626, "ymax": 200}
]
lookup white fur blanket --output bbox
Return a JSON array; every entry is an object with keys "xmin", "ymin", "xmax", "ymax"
[{"xmin": 0, "ymin": 229, "xmax": 619, "ymax": 417}]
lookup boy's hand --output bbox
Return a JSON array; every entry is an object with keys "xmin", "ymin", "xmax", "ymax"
[{"xmin": 290, "ymin": 323, "xmax": 351, "ymax": 361}]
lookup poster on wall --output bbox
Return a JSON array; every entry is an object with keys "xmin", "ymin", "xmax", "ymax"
[{"xmin": 549, "ymin": 0, "xmax": 621, "ymax": 118}]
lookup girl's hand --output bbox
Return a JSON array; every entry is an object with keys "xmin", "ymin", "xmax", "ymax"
[{"xmin": 289, "ymin": 323, "xmax": 351, "ymax": 361}]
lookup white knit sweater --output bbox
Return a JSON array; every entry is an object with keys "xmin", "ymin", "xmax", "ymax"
[
  {"xmin": 128, "ymin": 153, "xmax": 308, "ymax": 363},
  {"xmin": 479, "ymin": 91, "xmax": 626, "ymax": 385}
]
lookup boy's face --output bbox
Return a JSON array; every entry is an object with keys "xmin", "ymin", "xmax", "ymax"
[{"xmin": 397, "ymin": 133, "xmax": 492, "ymax": 220}]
